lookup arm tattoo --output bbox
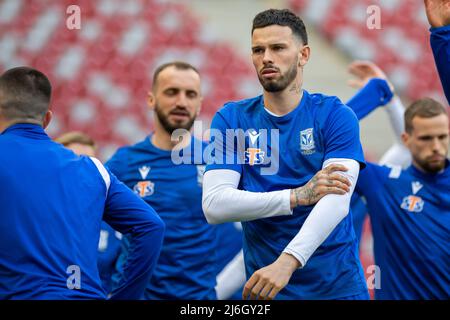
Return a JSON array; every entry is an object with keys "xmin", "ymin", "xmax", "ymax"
[{"xmin": 294, "ymin": 188, "xmax": 301, "ymax": 206}]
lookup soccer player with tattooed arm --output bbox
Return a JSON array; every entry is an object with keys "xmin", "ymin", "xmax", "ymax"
[{"xmin": 202, "ymin": 9, "xmax": 369, "ymax": 300}]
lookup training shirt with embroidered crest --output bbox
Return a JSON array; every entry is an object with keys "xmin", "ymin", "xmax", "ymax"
[
  {"xmin": 206, "ymin": 90, "xmax": 368, "ymax": 299},
  {"xmin": 356, "ymin": 162, "xmax": 450, "ymax": 299},
  {"xmin": 106, "ymin": 135, "xmax": 218, "ymax": 300}
]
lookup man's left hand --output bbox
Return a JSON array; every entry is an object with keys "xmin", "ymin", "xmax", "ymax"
[{"xmin": 242, "ymin": 253, "xmax": 300, "ymax": 300}]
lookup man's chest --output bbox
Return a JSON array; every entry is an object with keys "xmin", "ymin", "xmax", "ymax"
[
  {"xmin": 235, "ymin": 117, "xmax": 326, "ymax": 179},
  {"xmin": 120, "ymin": 160, "xmax": 205, "ymax": 202}
]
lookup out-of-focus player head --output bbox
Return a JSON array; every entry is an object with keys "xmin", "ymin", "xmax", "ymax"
[
  {"xmin": 0, "ymin": 66, "xmax": 52, "ymax": 132},
  {"xmin": 402, "ymin": 98, "xmax": 449, "ymax": 173},
  {"xmin": 251, "ymin": 9, "xmax": 310, "ymax": 93},
  {"xmin": 147, "ymin": 61, "xmax": 202, "ymax": 135},
  {"xmin": 55, "ymin": 131, "xmax": 96, "ymax": 157}
]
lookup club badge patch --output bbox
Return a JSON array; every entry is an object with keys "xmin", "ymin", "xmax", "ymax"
[{"xmin": 300, "ymin": 128, "xmax": 315, "ymax": 155}]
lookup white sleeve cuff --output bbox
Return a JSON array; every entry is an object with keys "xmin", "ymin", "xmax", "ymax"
[
  {"xmin": 282, "ymin": 248, "xmax": 307, "ymax": 269},
  {"xmin": 202, "ymin": 169, "xmax": 292, "ymax": 224}
]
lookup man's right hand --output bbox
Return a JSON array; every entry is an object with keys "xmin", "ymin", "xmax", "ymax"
[
  {"xmin": 347, "ymin": 60, "xmax": 394, "ymax": 93},
  {"xmin": 290, "ymin": 164, "xmax": 351, "ymax": 208}
]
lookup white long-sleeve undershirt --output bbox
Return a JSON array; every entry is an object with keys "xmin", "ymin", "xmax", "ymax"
[
  {"xmin": 385, "ymin": 96, "xmax": 406, "ymax": 142},
  {"xmin": 378, "ymin": 143, "xmax": 412, "ymax": 167},
  {"xmin": 202, "ymin": 158, "xmax": 359, "ymax": 268},
  {"xmin": 215, "ymin": 249, "xmax": 246, "ymax": 300},
  {"xmin": 379, "ymin": 96, "xmax": 412, "ymax": 168},
  {"xmin": 283, "ymin": 158, "xmax": 359, "ymax": 267},
  {"xmin": 202, "ymin": 170, "xmax": 292, "ymax": 224}
]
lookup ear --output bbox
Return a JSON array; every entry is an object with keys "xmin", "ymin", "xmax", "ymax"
[
  {"xmin": 42, "ymin": 110, "xmax": 53, "ymax": 129},
  {"xmin": 401, "ymin": 131, "xmax": 409, "ymax": 147},
  {"xmin": 147, "ymin": 91, "xmax": 156, "ymax": 111},
  {"xmin": 298, "ymin": 45, "xmax": 310, "ymax": 67},
  {"xmin": 196, "ymin": 95, "xmax": 203, "ymax": 116}
]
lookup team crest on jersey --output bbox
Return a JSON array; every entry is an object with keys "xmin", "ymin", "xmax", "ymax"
[
  {"xmin": 300, "ymin": 128, "xmax": 315, "ymax": 155},
  {"xmin": 400, "ymin": 195, "xmax": 424, "ymax": 213},
  {"xmin": 245, "ymin": 148, "xmax": 265, "ymax": 166},
  {"xmin": 133, "ymin": 181, "xmax": 155, "ymax": 198}
]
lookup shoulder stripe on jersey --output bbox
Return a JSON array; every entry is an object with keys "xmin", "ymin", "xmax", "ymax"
[
  {"xmin": 89, "ymin": 157, "xmax": 111, "ymax": 195},
  {"xmin": 388, "ymin": 165, "xmax": 402, "ymax": 179}
]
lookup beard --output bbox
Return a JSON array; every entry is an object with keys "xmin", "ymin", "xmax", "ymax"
[
  {"xmin": 257, "ymin": 59, "xmax": 299, "ymax": 92},
  {"xmin": 154, "ymin": 104, "xmax": 196, "ymax": 135},
  {"xmin": 415, "ymin": 155, "xmax": 447, "ymax": 173}
]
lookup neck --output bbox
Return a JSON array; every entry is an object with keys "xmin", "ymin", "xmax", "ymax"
[
  {"xmin": 0, "ymin": 121, "xmax": 7, "ymax": 133},
  {"xmin": 263, "ymin": 79, "xmax": 303, "ymax": 116},
  {"xmin": 0, "ymin": 119, "xmax": 41, "ymax": 134},
  {"xmin": 151, "ymin": 124, "xmax": 191, "ymax": 151}
]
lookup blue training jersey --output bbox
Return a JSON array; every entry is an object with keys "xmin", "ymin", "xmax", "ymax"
[
  {"xmin": 216, "ymin": 223, "xmax": 243, "ymax": 274},
  {"xmin": 430, "ymin": 25, "xmax": 450, "ymax": 104},
  {"xmin": 0, "ymin": 124, "xmax": 164, "ymax": 300},
  {"xmin": 205, "ymin": 90, "xmax": 369, "ymax": 299},
  {"xmin": 351, "ymin": 194, "xmax": 368, "ymax": 247},
  {"xmin": 97, "ymin": 221, "xmax": 122, "ymax": 295},
  {"xmin": 106, "ymin": 135, "xmax": 218, "ymax": 300},
  {"xmin": 356, "ymin": 162, "xmax": 450, "ymax": 300},
  {"xmin": 345, "ymin": 77, "xmax": 393, "ymax": 246}
]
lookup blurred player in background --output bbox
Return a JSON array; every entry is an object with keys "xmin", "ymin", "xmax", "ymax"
[
  {"xmin": 215, "ymin": 222, "xmax": 245, "ymax": 300},
  {"xmin": 55, "ymin": 131, "xmax": 122, "ymax": 296},
  {"xmin": 352, "ymin": 97, "xmax": 450, "ymax": 299},
  {"xmin": 424, "ymin": 0, "xmax": 450, "ymax": 104},
  {"xmin": 107, "ymin": 61, "xmax": 243, "ymax": 300},
  {"xmin": 203, "ymin": 9, "xmax": 369, "ymax": 300},
  {"xmin": 344, "ymin": 60, "xmax": 410, "ymax": 244},
  {"xmin": 56, "ymin": 131, "xmax": 97, "ymax": 157},
  {"xmin": 0, "ymin": 67, "xmax": 165, "ymax": 300}
]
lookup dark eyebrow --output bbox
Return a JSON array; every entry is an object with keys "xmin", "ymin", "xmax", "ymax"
[{"xmin": 186, "ymin": 89, "xmax": 198, "ymax": 96}]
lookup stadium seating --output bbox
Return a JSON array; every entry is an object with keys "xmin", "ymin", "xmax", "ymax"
[
  {"xmin": 290, "ymin": 0, "xmax": 446, "ymax": 104},
  {"xmin": 0, "ymin": 0, "xmax": 256, "ymax": 160}
]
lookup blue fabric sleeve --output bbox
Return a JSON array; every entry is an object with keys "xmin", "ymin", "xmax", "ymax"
[
  {"xmin": 205, "ymin": 108, "xmax": 243, "ymax": 174},
  {"xmin": 355, "ymin": 162, "xmax": 378, "ymax": 195},
  {"xmin": 430, "ymin": 25, "xmax": 450, "ymax": 104},
  {"xmin": 346, "ymin": 78, "xmax": 394, "ymax": 120},
  {"xmin": 355, "ymin": 162, "xmax": 390, "ymax": 197},
  {"xmin": 103, "ymin": 171, "xmax": 165, "ymax": 300},
  {"xmin": 323, "ymin": 101, "xmax": 366, "ymax": 168}
]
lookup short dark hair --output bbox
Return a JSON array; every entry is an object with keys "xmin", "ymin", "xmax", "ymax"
[
  {"xmin": 404, "ymin": 98, "xmax": 447, "ymax": 133},
  {"xmin": 55, "ymin": 131, "xmax": 96, "ymax": 148},
  {"xmin": 0, "ymin": 66, "xmax": 51, "ymax": 122},
  {"xmin": 252, "ymin": 9, "xmax": 308, "ymax": 45},
  {"xmin": 152, "ymin": 61, "xmax": 199, "ymax": 90}
]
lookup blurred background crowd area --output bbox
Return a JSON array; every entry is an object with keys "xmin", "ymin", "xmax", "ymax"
[
  {"xmin": 0, "ymin": 0, "xmax": 446, "ymax": 292},
  {"xmin": 0, "ymin": 0, "xmax": 445, "ymax": 161}
]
